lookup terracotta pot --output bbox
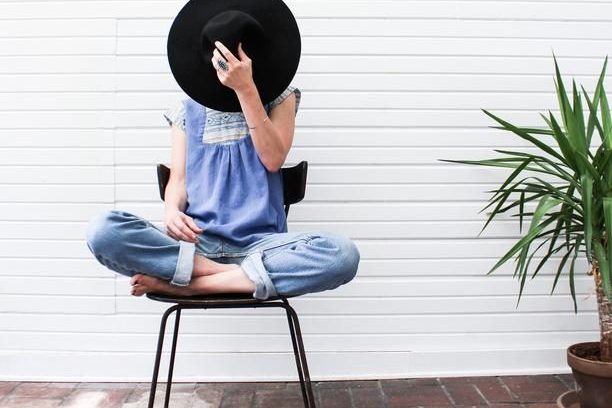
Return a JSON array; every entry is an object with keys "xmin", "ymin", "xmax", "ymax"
[{"xmin": 565, "ymin": 342, "xmax": 612, "ymax": 408}]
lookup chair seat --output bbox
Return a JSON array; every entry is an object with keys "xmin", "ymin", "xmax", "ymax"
[{"xmin": 145, "ymin": 292, "xmax": 293, "ymax": 305}]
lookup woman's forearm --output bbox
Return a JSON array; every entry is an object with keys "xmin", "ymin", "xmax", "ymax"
[
  {"xmin": 235, "ymin": 83, "xmax": 285, "ymax": 171},
  {"xmin": 211, "ymin": 41, "xmax": 289, "ymax": 172},
  {"xmin": 164, "ymin": 178, "xmax": 188, "ymax": 213}
]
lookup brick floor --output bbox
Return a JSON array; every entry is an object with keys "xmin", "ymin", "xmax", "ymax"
[{"xmin": 0, "ymin": 374, "xmax": 575, "ymax": 407}]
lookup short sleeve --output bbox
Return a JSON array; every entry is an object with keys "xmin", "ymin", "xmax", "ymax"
[
  {"xmin": 268, "ymin": 85, "xmax": 301, "ymax": 115},
  {"xmin": 162, "ymin": 100, "xmax": 186, "ymax": 131}
]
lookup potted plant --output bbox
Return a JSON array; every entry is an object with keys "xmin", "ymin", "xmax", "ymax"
[{"xmin": 441, "ymin": 56, "xmax": 612, "ymax": 408}]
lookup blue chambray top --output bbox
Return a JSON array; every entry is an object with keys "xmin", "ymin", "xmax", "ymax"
[{"xmin": 162, "ymin": 85, "xmax": 301, "ymax": 247}]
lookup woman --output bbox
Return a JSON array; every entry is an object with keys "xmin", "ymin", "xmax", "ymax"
[{"xmin": 86, "ymin": 38, "xmax": 360, "ymax": 301}]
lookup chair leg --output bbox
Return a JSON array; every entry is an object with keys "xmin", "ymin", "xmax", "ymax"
[
  {"xmin": 284, "ymin": 305, "xmax": 308, "ymax": 405},
  {"xmin": 164, "ymin": 307, "xmax": 182, "ymax": 408},
  {"xmin": 283, "ymin": 299, "xmax": 317, "ymax": 408},
  {"xmin": 148, "ymin": 304, "xmax": 179, "ymax": 408}
]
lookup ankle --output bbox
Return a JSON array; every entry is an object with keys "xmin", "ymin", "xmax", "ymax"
[{"xmin": 193, "ymin": 255, "xmax": 239, "ymax": 276}]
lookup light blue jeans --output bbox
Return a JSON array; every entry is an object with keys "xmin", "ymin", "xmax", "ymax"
[{"xmin": 85, "ymin": 210, "xmax": 361, "ymax": 300}]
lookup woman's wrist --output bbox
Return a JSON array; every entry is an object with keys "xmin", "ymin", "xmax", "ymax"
[
  {"xmin": 164, "ymin": 199, "xmax": 185, "ymax": 215},
  {"xmin": 234, "ymin": 80, "xmax": 258, "ymax": 99},
  {"xmin": 164, "ymin": 205, "xmax": 180, "ymax": 216}
]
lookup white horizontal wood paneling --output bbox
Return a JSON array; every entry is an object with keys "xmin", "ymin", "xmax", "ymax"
[
  {"xmin": 1, "ymin": 0, "xmax": 605, "ymax": 382},
  {"xmin": 0, "ymin": 348, "xmax": 580, "ymax": 382}
]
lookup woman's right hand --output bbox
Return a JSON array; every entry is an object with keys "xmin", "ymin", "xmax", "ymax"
[{"xmin": 164, "ymin": 208, "xmax": 204, "ymax": 243}]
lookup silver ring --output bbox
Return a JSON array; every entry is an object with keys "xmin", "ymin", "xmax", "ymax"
[{"xmin": 217, "ymin": 58, "xmax": 229, "ymax": 72}]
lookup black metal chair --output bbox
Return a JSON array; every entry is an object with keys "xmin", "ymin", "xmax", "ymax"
[{"xmin": 146, "ymin": 160, "xmax": 316, "ymax": 408}]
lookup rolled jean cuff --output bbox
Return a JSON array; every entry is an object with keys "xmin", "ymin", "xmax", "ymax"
[
  {"xmin": 171, "ymin": 240, "xmax": 195, "ymax": 286},
  {"xmin": 240, "ymin": 250, "xmax": 278, "ymax": 300}
]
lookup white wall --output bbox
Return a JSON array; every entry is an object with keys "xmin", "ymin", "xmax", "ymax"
[{"xmin": 1, "ymin": 0, "xmax": 610, "ymax": 381}]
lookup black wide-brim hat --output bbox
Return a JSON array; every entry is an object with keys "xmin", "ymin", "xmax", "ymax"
[{"xmin": 167, "ymin": 0, "xmax": 301, "ymax": 112}]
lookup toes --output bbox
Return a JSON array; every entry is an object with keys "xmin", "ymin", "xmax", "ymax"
[
  {"xmin": 131, "ymin": 284, "xmax": 145, "ymax": 296},
  {"xmin": 132, "ymin": 273, "xmax": 149, "ymax": 286}
]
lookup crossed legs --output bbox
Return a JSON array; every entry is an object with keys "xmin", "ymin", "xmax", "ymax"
[
  {"xmin": 87, "ymin": 210, "xmax": 360, "ymax": 300},
  {"xmin": 130, "ymin": 253, "xmax": 256, "ymax": 297}
]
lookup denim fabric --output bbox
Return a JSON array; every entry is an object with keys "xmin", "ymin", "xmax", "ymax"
[
  {"xmin": 85, "ymin": 209, "xmax": 361, "ymax": 300},
  {"xmin": 85, "ymin": 210, "xmax": 195, "ymax": 286}
]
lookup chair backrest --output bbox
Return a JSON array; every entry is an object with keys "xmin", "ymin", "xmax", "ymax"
[{"xmin": 156, "ymin": 160, "xmax": 308, "ymax": 216}]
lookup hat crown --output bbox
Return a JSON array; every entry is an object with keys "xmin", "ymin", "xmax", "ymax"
[
  {"xmin": 200, "ymin": 10, "xmax": 264, "ymax": 58},
  {"xmin": 168, "ymin": 0, "xmax": 300, "ymax": 112}
]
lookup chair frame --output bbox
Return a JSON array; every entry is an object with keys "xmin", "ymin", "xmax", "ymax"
[{"xmin": 147, "ymin": 161, "xmax": 316, "ymax": 408}]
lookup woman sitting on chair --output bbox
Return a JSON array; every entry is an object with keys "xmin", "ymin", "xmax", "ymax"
[{"xmin": 85, "ymin": 1, "xmax": 360, "ymax": 300}]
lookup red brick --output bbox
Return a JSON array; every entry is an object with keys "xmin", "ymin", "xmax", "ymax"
[
  {"xmin": 194, "ymin": 382, "xmax": 228, "ymax": 395},
  {"xmin": 454, "ymin": 406, "xmax": 489, "ymax": 408},
  {"xmin": 0, "ymin": 397, "xmax": 62, "ymax": 408},
  {"xmin": 219, "ymin": 388, "xmax": 254, "ymax": 408},
  {"xmin": 351, "ymin": 387, "xmax": 385, "ymax": 408},
  {"xmin": 194, "ymin": 387, "xmax": 223, "ymax": 408},
  {"xmin": 318, "ymin": 379, "xmax": 378, "ymax": 389},
  {"xmin": 60, "ymin": 388, "xmax": 131, "ymax": 408},
  {"xmin": 255, "ymin": 388, "xmax": 305, "ymax": 408},
  {"xmin": 194, "ymin": 388, "xmax": 223, "ymax": 408},
  {"xmin": 381, "ymin": 377, "xmax": 439, "ymax": 387},
  {"xmin": 524, "ymin": 404, "xmax": 559, "ymax": 408},
  {"xmin": 501, "ymin": 375, "xmax": 568, "ymax": 403},
  {"xmin": 443, "ymin": 383, "xmax": 487, "ymax": 405},
  {"xmin": 123, "ymin": 385, "xmax": 148, "ymax": 403},
  {"xmin": 75, "ymin": 382, "xmax": 134, "ymax": 389},
  {"xmin": 555, "ymin": 374, "xmax": 576, "ymax": 390},
  {"xmin": 10, "ymin": 383, "xmax": 75, "ymax": 399},
  {"xmin": 490, "ymin": 404, "xmax": 523, "ymax": 408},
  {"xmin": 0, "ymin": 382, "xmax": 18, "ymax": 399},
  {"xmin": 318, "ymin": 387, "xmax": 352, "ymax": 408},
  {"xmin": 383, "ymin": 385, "xmax": 451, "ymax": 407},
  {"xmin": 469, "ymin": 377, "xmax": 516, "ymax": 403}
]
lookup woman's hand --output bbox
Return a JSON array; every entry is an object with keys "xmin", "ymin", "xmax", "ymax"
[
  {"xmin": 164, "ymin": 208, "xmax": 203, "ymax": 243},
  {"xmin": 212, "ymin": 41, "xmax": 255, "ymax": 94}
]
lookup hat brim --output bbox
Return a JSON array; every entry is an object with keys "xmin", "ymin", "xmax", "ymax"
[{"xmin": 167, "ymin": 0, "xmax": 301, "ymax": 112}]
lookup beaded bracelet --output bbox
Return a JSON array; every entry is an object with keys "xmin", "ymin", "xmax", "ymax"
[{"xmin": 248, "ymin": 115, "xmax": 269, "ymax": 130}]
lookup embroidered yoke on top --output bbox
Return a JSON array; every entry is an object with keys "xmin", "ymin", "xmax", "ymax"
[{"xmin": 162, "ymin": 85, "xmax": 301, "ymax": 248}]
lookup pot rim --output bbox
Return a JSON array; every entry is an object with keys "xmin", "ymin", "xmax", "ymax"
[{"xmin": 567, "ymin": 341, "xmax": 612, "ymax": 378}]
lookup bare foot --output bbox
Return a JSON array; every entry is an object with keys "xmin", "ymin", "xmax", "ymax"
[
  {"xmin": 129, "ymin": 267, "xmax": 256, "ymax": 297},
  {"xmin": 130, "ymin": 273, "xmax": 195, "ymax": 297}
]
